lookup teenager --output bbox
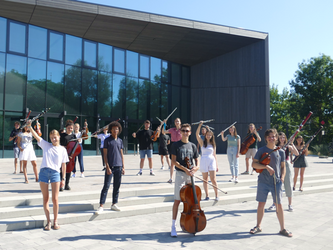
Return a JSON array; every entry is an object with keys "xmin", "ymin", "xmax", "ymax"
[
  {"xmin": 250, "ymin": 128, "xmax": 292, "ymax": 237},
  {"xmin": 293, "ymin": 135, "xmax": 308, "ymax": 192},
  {"xmin": 242, "ymin": 123, "xmax": 261, "ymax": 175},
  {"xmin": 196, "ymin": 122, "xmax": 219, "ymax": 201},
  {"xmin": 27, "ymin": 120, "xmax": 69, "ymax": 230},
  {"xmin": 95, "ymin": 121, "xmax": 125, "ymax": 214},
  {"xmin": 221, "ymin": 125, "xmax": 241, "ymax": 183},
  {"xmin": 170, "ymin": 123, "xmax": 199, "ymax": 237},
  {"xmin": 9, "ymin": 121, "xmax": 23, "ymax": 174},
  {"xmin": 132, "ymin": 120, "xmax": 155, "ymax": 176},
  {"xmin": 162, "ymin": 118, "xmax": 182, "ymax": 183},
  {"xmin": 17, "ymin": 126, "xmax": 38, "ymax": 183},
  {"xmin": 158, "ymin": 124, "xmax": 171, "ymax": 170},
  {"xmin": 197, "ymin": 125, "xmax": 207, "ymax": 155},
  {"xmin": 94, "ymin": 127, "xmax": 110, "ymax": 171},
  {"xmin": 72, "ymin": 123, "xmax": 85, "ymax": 178}
]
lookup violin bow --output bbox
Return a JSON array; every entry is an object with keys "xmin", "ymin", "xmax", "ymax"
[
  {"xmin": 165, "ymin": 107, "xmax": 177, "ymax": 122},
  {"xmin": 217, "ymin": 121, "xmax": 237, "ymax": 137},
  {"xmin": 175, "ymin": 164, "xmax": 227, "ymax": 194},
  {"xmin": 21, "ymin": 108, "xmax": 50, "ymax": 130},
  {"xmin": 274, "ymin": 174, "xmax": 278, "ymax": 214},
  {"xmin": 292, "ymin": 125, "xmax": 323, "ymax": 163},
  {"xmin": 191, "ymin": 119, "xmax": 215, "ymax": 125}
]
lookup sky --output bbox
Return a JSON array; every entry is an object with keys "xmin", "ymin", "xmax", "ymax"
[{"xmin": 80, "ymin": 0, "xmax": 333, "ymax": 93}]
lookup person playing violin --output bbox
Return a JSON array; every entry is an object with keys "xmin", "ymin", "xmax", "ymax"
[
  {"xmin": 72, "ymin": 123, "xmax": 85, "ymax": 178},
  {"xmin": 250, "ymin": 128, "xmax": 292, "ymax": 237},
  {"xmin": 292, "ymin": 135, "xmax": 309, "ymax": 192},
  {"xmin": 242, "ymin": 123, "xmax": 261, "ymax": 175},
  {"xmin": 157, "ymin": 123, "xmax": 171, "ymax": 170},
  {"xmin": 59, "ymin": 120, "xmax": 76, "ymax": 191},
  {"xmin": 9, "ymin": 121, "xmax": 23, "ymax": 174},
  {"xmin": 132, "ymin": 120, "xmax": 155, "ymax": 176},
  {"xmin": 170, "ymin": 123, "xmax": 199, "ymax": 237}
]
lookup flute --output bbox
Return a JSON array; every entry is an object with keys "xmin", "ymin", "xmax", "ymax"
[
  {"xmin": 191, "ymin": 119, "xmax": 215, "ymax": 125},
  {"xmin": 217, "ymin": 121, "xmax": 237, "ymax": 137}
]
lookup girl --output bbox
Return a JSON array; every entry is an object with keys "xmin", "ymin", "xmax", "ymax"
[
  {"xmin": 293, "ymin": 135, "xmax": 308, "ymax": 191},
  {"xmin": 17, "ymin": 126, "xmax": 38, "ymax": 183},
  {"xmin": 196, "ymin": 121, "xmax": 219, "ymax": 201},
  {"xmin": 221, "ymin": 125, "xmax": 240, "ymax": 183},
  {"xmin": 242, "ymin": 123, "xmax": 261, "ymax": 175},
  {"xmin": 27, "ymin": 120, "xmax": 69, "ymax": 230},
  {"xmin": 72, "ymin": 123, "xmax": 85, "ymax": 178}
]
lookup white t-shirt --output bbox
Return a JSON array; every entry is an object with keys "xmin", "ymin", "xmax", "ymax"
[
  {"xmin": 74, "ymin": 132, "xmax": 82, "ymax": 144},
  {"xmin": 19, "ymin": 132, "xmax": 33, "ymax": 149},
  {"xmin": 38, "ymin": 139, "xmax": 69, "ymax": 172},
  {"xmin": 97, "ymin": 133, "xmax": 110, "ymax": 148}
]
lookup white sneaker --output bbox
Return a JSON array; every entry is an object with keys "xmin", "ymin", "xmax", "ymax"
[
  {"xmin": 215, "ymin": 197, "xmax": 220, "ymax": 201},
  {"xmin": 171, "ymin": 226, "xmax": 177, "ymax": 237},
  {"xmin": 111, "ymin": 204, "xmax": 121, "ymax": 211},
  {"xmin": 81, "ymin": 173, "xmax": 85, "ymax": 178},
  {"xmin": 288, "ymin": 205, "xmax": 294, "ymax": 212},
  {"xmin": 268, "ymin": 204, "xmax": 276, "ymax": 211},
  {"xmin": 150, "ymin": 172, "xmax": 155, "ymax": 176},
  {"xmin": 234, "ymin": 178, "xmax": 239, "ymax": 183},
  {"xmin": 95, "ymin": 206, "xmax": 103, "ymax": 215},
  {"xmin": 229, "ymin": 178, "xmax": 234, "ymax": 182},
  {"xmin": 161, "ymin": 166, "xmax": 164, "ymax": 170},
  {"xmin": 72, "ymin": 173, "xmax": 75, "ymax": 178}
]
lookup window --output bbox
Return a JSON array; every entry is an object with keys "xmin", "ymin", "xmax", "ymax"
[
  {"xmin": 171, "ymin": 86, "xmax": 180, "ymax": 118},
  {"xmin": 49, "ymin": 32, "xmax": 64, "ymax": 62},
  {"xmin": 0, "ymin": 17, "xmax": 6, "ymax": 52},
  {"xmin": 27, "ymin": 58, "xmax": 46, "ymax": 110},
  {"xmin": 83, "ymin": 41, "xmax": 97, "ymax": 68},
  {"xmin": 112, "ymin": 74, "xmax": 125, "ymax": 118},
  {"xmin": 98, "ymin": 71, "xmax": 112, "ymax": 117},
  {"xmin": 65, "ymin": 35, "xmax": 82, "ymax": 66},
  {"xmin": 139, "ymin": 55, "xmax": 149, "ymax": 79},
  {"xmin": 114, "ymin": 48, "xmax": 125, "ymax": 74},
  {"xmin": 28, "ymin": 25, "xmax": 47, "ymax": 60},
  {"xmin": 181, "ymin": 87, "xmax": 190, "ymax": 122},
  {"xmin": 126, "ymin": 51, "xmax": 138, "ymax": 78},
  {"xmin": 138, "ymin": 79, "xmax": 149, "ymax": 119},
  {"xmin": 150, "ymin": 81, "xmax": 160, "ymax": 119},
  {"xmin": 151, "ymin": 57, "xmax": 161, "ymax": 82},
  {"xmin": 82, "ymin": 68, "xmax": 97, "ymax": 116},
  {"xmin": 126, "ymin": 77, "xmax": 138, "ymax": 119},
  {"xmin": 47, "ymin": 62, "xmax": 64, "ymax": 113},
  {"xmin": 98, "ymin": 43, "xmax": 112, "ymax": 72},
  {"xmin": 162, "ymin": 60, "xmax": 169, "ymax": 83},
  {"xmin": 0, "ymin": 53, "xmax": 5, "ymax": 109},
  {"xmin": 182, "ymin": 66, "xmax": 190, "ymax": 86},
  {"xmin": 8, "ymin": 21, "xmax": 26, "ymax": 54},
  {"xmin": 171, "ymin": 64, "xmax": 181, "ymax": 85},
  {"xmin": 64, "ymin": 65, "xmax": 81, "ymax": 114}
]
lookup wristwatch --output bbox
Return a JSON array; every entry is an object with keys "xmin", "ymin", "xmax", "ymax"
[{"xmin": 62, "ymin": 178, "xmax": 65, "ymax": 181}]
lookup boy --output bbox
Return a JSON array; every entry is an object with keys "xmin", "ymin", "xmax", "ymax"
[
  {"xmin": 250, "ymin": 128, "xmax": 292, "ymax": 237},
  {"xmin": 170, "ymin": 123, "xmax": 199, "ymax": 237},
  {"xmin": 9, "ymin": 121, "xmax": 22, "ymax": 174},
  {"xmin": 95, "ymin": 121, "xmax": 125, "ymax": 214}
]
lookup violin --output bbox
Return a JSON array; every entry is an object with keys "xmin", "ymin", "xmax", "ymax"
[
  {"xmin": 180, "ymin": 157, "xmax": 206, "ymax": 234},
  {"xmin": 34, "ymin": 119, "xmax": 42, "ymax": 137},
  {"xmin": 151, "ymin": 125, "xmax": 161, "ymax": 142},
  {"xmin": 254, "ymin": 147, "xmax": 281, "ymax": 173},
  {"xmin": 240, "ymin": 126, "xmax": 262, "ymax": 155},
  {"xmin": 66, "ymin": 141, "xmax": 82, "ymax": 173},
  {"xmin": 81, "ymin": 119, "xmax": 89, "ymax": 140}
]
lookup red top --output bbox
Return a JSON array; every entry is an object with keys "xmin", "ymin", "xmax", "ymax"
[{"xmin": 168, "ymin": 127, "xmax": 182, "ymax": 142}]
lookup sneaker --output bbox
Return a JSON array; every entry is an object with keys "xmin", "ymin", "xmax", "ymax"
[
  {"xmin": 111, "ymin": 204, "xmax": 120, "ymax": 211},
  {"xmin": 150, "ymin": 172, "xmax": 155, "ymax": 176},
  {"xmin": 268, "ymin": 204, "xmax": 276, "ymax": 211},
  {"xmin": 72, "ymin": 173, "xmax": 75, "ymax": 178},
  {"xmin": 161, "ymin": 166, "xmax": 164, "ymax": 170},
  {"xmin": 204, "ymin": 197, "xmax": 209, "ymax": 201},
  {"xmin": 288, "ymin": 205, "xmax": 294, "ymax": 212},
  {"xmin": 171, "ymin": 226, "xmax": 177, "ymax": 237},
  {"xmin": 59, "ymin": 187, "xmax": 64, "ymax": 192},
  {"xmin": 102, "ymin": 167, "xmax": 106, "ymax": 171},
  {"xmin": 95, "ymin": 206, "xmax": 103, "ymax": 215},
  {"xmin": 81, "ymin": 173, "xmax": 85, "ymax": 178},
  {"xmin": 241, "ymin": 171, "xmax": 249, "ymax": 175},
  {"xmin": 167, "ymin": 179, "xmax": 172, "ymax": 183},
  {"xmin": 229, "ymin": 178, "xmax": 234, "ymax": 182},
  {"xmin": 64, "ymin": 185, "xmax": 71, "ymax": 191},
  {"xmin": 235, "ymin": 178, "xmax": 239, "ymax": 183},
  {"xmin": 215, "ymin": 197, "xmax": 220, "ymax": 201},
  {"xmin": 136, "ymin": 171, "xmax": 142, "ymax": 176}
]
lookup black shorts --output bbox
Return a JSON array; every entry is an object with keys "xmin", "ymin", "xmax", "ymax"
[{"xmin": 159, "ymin": 146, "xmax": 168, "ymax": 156}]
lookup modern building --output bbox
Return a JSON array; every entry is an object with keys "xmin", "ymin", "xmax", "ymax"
[{"xmin": 0, "ymin": 0, "xmax": 269, "ymax": 157}]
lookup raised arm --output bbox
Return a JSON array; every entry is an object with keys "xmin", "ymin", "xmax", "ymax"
[
  {"xmin": 26, "ymin": 120, "xmax": 42, "ymax": 143},
  {"xmin": 220, "ymin": 131, "xmax": 227, "ymax": 142},
  {"xmin": 196, "ymin": 122, "xmax": 204, "ymax": 147}
]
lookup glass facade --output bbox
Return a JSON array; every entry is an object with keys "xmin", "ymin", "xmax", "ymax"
[{"xmin": 0, "ymin": 16, "xmax": 191, "ymax": 157}]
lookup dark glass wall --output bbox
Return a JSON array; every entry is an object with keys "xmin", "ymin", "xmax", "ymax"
[{"xmin": 0, "ymin": 16, "xmax": 191, "ymax": 157}]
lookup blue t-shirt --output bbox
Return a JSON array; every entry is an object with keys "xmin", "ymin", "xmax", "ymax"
[
  {"xmin": 103, "ymin": 136, "xmax": 123, "ymax": 167},
  {"xmin": 254, "ymin": 146, "xmax": 285, "ymax": 184},
  {"xmin": 226, "ymin": 134, "xmax": 240, "ymax": 147}
]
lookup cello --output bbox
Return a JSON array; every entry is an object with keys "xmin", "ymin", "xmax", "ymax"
[
  {"xmin": 240, "ymin": 126, "xmax": 262, "ymax": 155},
  {"xmin": 180, "ymin": 157, "xmax": 207, "ymax": 234},
  {"xmin": 65, "ymin": 140, "xmax": 81, "ymax": 173}
]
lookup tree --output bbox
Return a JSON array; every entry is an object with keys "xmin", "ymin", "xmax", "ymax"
[
  {"xmin": 270, "ymin": 84, "xmax": 291, "ymax": 132},
  {"xmin": 289, "ymin": 54, "xmax": 333, "ymax": 144}
]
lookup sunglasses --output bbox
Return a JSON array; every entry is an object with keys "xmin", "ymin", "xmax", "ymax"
[{"xmin": 181, "ymin": 130, "xmax": 190, "ymax": 133}]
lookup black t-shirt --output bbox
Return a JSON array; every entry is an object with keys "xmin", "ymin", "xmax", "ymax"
[
  {"xmin": 159, "ymin": 134, "xmax": 170, "ymax": 149},
  {"xmin": 60, "ymin": 133, "xmax": 76, "ymax": 147},
  {"xmin": 10, "ymin": 128, "xmax": 20, "ymax": 148},
  {"xmin": 136, "ymin": 129, "xmax": 154, "ymax": 150},
  {"xmin": 248, "ymin": 133, "xmax": 258, "ymax": 149},
  {"xmin": 171, "ymin": 140, "xmax": 199, "ymax": 173}
]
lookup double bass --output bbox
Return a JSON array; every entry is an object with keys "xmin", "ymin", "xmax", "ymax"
[
  {"xmin": 180, "ymin": 157, "xmax": 206, "ymax": 234},
  {"xmin": 240, "ymin": 126, "xmax": 262, "ymax": 155}
]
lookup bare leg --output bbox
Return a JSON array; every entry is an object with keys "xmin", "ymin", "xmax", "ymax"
[
  {"xmin": 288, "ymin": 197, "xmax": 292, "ymax": 206},
  {"xmin": 14, "ymin": 158, "xmax": 18, "ymax": 173},
  {"xmin": 209, "ymin": 170, "xmax": 218, "ymax": 198},
  {"xmin": 148, "ymin": 158, "xmax": 153, "ymax": 170},
  {"xmin": 245, "ymin": 157, "xmax": 250, "ymax": 172},
  {"xmin": 160, "ymin": 155, "xmax": 164, "ymax": 166},
  {"xmin": 275, "ymin": 203, "xmax": 285, "ymax": 231},
  {"xmin": 299, "ymin": 167, "xmax": 305, "ymax": 190},
  {"xmin": 31, "ymin": 160, "xmax": 38, "ymax": 181},
  {"xmin": 140, "ymin": 158, "xmax": 145, "ymax": 170},
  {"xmin": 293, "ymin": 168, "xmax": 299, "ymax": 189},
  {"xmin": 51, "ymin": 181, "xmax": 60, "ymax": 223},
  {"xmin": 20, "ymin": 161, "xmax": 23, "ymax": 173},
  {"xmin": 22, "ymin": 160, "xmax": 28, "ymax": 182},
  {"xmin": 256, "ymin": 201, "xmax": 266, "ymax": 228},
  {"xmin": 170, "ymin": 164, "xmax": 174, "ymax": 180},
  {"xmin": 202, "ymin": 172, "xmax": 209, "ymax": 198},
  {"xmin": 165, "ymin": 156, "xmax": 171, "ymax": 167},
  {"xmin": 40, "ymin": 182, "xmax": 51, "ymax": 223},
  {"xmin": 172, "ymin": 200, "xmax": 181, "ymax": 220}
]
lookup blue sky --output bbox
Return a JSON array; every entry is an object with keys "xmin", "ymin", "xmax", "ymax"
[{"xmin": 80, "ymin": 0, "xmax": 333, "ymax": 93}]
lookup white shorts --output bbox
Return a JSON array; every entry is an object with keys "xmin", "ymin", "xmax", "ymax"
[
  {"xmin": 245, "ymin": 148, "xmax": 257, "ymax": 158},
  {"xmin": 200, "ymin": 156, "xmax": 216, "ymax": 173},
  {"xmin": 174, "ymin": 170, "xmax": 193, "ymax": 201},
  {"xmin": 19, "ymin": 144, "xmax": 37, "ymax": 161}
]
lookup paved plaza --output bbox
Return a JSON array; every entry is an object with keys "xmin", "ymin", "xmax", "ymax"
[{"xmin": 0, "ymin": 154, "xmax": 332, "ymax": 249}]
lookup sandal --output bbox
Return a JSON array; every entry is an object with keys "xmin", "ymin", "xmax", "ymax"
[
  {"xmin": 167, "ymin": 179, "xmax": 172, "ymax": 183},
  {"xmin": 299, "ymin": 188, "xmax": 303, "ymax": 192},
  {"xmin": 53, "ymin": 222, "xmax": 60, "ymax": 230},
  {"xmin": 20, "ymin": 171, "xmax": 23, "ymax": 173},
  {"xmin": 44, "ymin": 222, "xmax": 51, "ymax": 231},
  {"xmin": 279, "ymin": 228, "xmax": 292, "ymax": 237},
  {"xmin": 250, "ymin": 226, "xmax": 262, "ymax": 234},
  {"xmin": 25, "ymin": 180, "xmax": 29, "ymax": 184}
]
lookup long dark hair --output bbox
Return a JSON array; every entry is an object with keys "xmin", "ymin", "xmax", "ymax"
[
  {"xmin": 295, "ymin": 135, "xmax": 304, "ymax": 146},
  {"xmin": 203, "ymin": 130, "xmax": 216, "ymax": 149},
  {"xmin": 276, "ymin": 132, "xmax": 287, "ymax": 146}
]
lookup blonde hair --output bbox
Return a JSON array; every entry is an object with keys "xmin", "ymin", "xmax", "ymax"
[{"xmin": 50, "ymin": 129, "xmax": 60, "ymax": 137}]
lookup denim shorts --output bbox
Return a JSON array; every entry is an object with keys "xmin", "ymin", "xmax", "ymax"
[
  {"xmin": 256, "ymin": 180, "xmax": 282, "ymax": 204},
  {"xmin": 39, "ymin": 168, "xmax": 60, "ymax": 183},
  {"xmin": 139, "ymin": 149, "xmax": 153, "ymax": 159},
  {"xmin": 13, "ymin": 147, "xmax": 20, "ymax": 159}
]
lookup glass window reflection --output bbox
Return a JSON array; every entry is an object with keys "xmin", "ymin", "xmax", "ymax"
[
  {"xmin": 5, "ymin": 54, "xmax": 27, "ymax": 111},
  {"xmin": 98, "ymin": 71, "xmax": 112, "ymax": 117},
  {"xmin": 49, "ymin": 32, "xmax": 64, "ymax": 62},
  {"xmin": 4, "ymin": 111, "xmax": 24, "ymax": 155},
  {"xmin": 126, "ymin": 51, "xmax": 138, "ymax": 78},
  {"xmin": 84, "ymin": 41, "xmax": 97, "ymax": 68},
  {"xmin": 65, "ymin": 65, "xmax": 81, "ymax": 114},
  {"xmin": 162, "ymin": 61, "xmax": 169, "ymax": 83},
  {"xmin": 47, "ymin": 62, "xmax": 64, "ymax": 113},
  {"xmin": 112, "ymin": 74, "xmax": 126, "ymax": 118},
  {"xmin": 171, "ymin": 64, "xmax": 181, "ymax": 85},
  {"xmin": 114, "ymin": 49, "xmax": 125, "ymax": 74},
  {"xmin": 139, "ymin": 79, "xmax": 149, "ymax": 120},
  {"xmin": 181, "ymin": 87, "xmax": 190, "ymax": 123},
  {"xmin": 0, "ymin": 53, "xmax": 5, "ymax": 109},
  {"xmin": 98, "ymin": 43, "xmax": 112, "ymax": 72},
  {"xmin": 0, "ymin": 18, "xmax": 6, "ymax": 52},
  {"xmin": 160, "ymin": 84, "xmax": 169, "ymax": 119},
  {"xmin": 28, "ymin": 25, "xmax": 47, "ymax": 60},
  {"xmin": 126, "ymin": 77, "xmax": 138, "ymax": 119},
  {"xmin": 171, "ymin": 86, "xmax": 180, "ymax": 118},
  {"xmin": 182, "ymin": 67, "xmax": 190, "ymax": 86},
  {"xmin": 150, "ymin": 81, "xmax": 160, "ymax": 119},
  {"xmin": 9, "ymin": 22, "xmax": 26, "ymax": 54},
  {"xmin": 65, "ymin": 35, "xmax": 82, "ymax": 66},
  {"xmin": 139, "ymin": 55, "xmax": 149, "ymax": 79},
  {"xmin": 82, "ymin": 69, "xmax": 97, "ymax": 116},
  {"xmin": 27, "ymin": 58, "xmax": 46, "ymax": 111},
  {"xmin": 151, "ymin": 57, "xmax": 161, "ymax": 82}
]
